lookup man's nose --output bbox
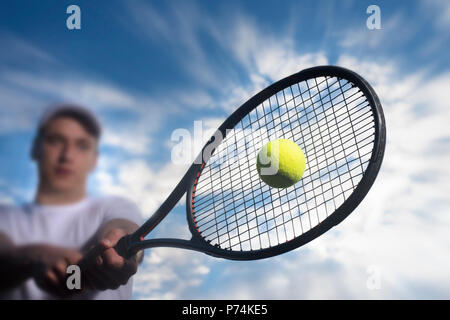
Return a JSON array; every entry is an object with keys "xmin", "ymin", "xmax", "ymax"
[{"xmin": 59, "ymin": 143, "xmax": 75, "ymax": 162}]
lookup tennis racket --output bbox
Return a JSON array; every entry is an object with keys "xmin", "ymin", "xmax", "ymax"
[{"xmin": 114, "ymin": 65, "xmax": 386, "ymax": 261}]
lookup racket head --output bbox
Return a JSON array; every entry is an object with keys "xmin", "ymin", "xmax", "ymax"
[{"xmin": 186, "ymin": 65, "xmax": 386, "ymax": 260}]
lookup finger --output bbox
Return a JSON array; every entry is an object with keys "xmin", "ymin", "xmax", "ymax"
[
  {"xmin": 102, "ymin": 247, "xmax": 125, "ymax": 271},
  {"xmin": 81, "ymin": 268, "xmax": 96, "ymax": 291},
  {"xmin": 98, "ymin": 265, "xmax": 130, "ymax": 288},
  {"xmin": 35, "ymin": 270, "xmax": 56, "ymax": 294},
  {"xmin": 89, "ymin": 241, "xmax": 110, "ymax": 258},
  {"xmin": 80, "ymin": 257, "xmax": 136, "ymax": 291},
  {"xmin": 83, "ymin": 268, "xmax": 108, "ymax": 291},
  {"xmin": 84, "ymin": 263, "xmax": 122, "ymax": 291},
  {"xmin": 100, "ymin": 270, "xmax": 125, "ymax": 290},
  {"xmin": 78, "ymin": 247, "xmax": 106, "ymax": 290},
  {"xmin": 53, "ymin": 259, "xmax": 68, "ymax": 285},
  {"xmin": 45, "ymin": 269, "xmax": 60, "ymax": 288},
  {"xmin": 96, "ymin": 263, "xmax": 124, "ymax": 290},
  {"xmin": 95, "ymin": 254, "xmax": 103, "ymax": 267},
  {"xmin": 100, "ymin": 238, "xmax": 113, "ymax": 249},
  {"xmin": 42, "ymin": 269, "xmax": 70, "ymax": 298},
  {"xmin": 94, "ymin": 257, "xmax": 126, "ymax": 290},
  {"xmin": 102, "ymin": 255, "xmax": 139, "ymax": 287},
  {"xmin": 125, "ymin": 258, "xmax": 139, "ymax": 276},
  {"xmin": 102, "ymin": 229, "xmax": 126, "ymax": 247},
  {"xmin": 80, "ymin": 244, "xmax": 106, "ymax": 270},
  {"xmin": 66, "ymin": 251, "xmax": 83, "ymax": 266}
]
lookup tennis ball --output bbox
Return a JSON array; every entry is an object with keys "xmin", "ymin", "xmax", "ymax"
[{"xmin": 256, "ymin": 139, "xmax": 306, "ymax": 188}]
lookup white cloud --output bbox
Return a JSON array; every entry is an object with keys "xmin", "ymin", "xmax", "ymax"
[
  {"xmin": 0, "ymin": 69, "xmax": 146, "ymax": 138},
  {"xmin": 102, "ymin": 129, "xmax": 152, "ymax": 156},
  {"xmin": 224, "ymin": 18, "xmax": 328, "ymax": 81},
  {"xmin": 0, "ymin": 70, "xmax": 137, "ymax": 111},
  {"xmin": 175, "ymin": 91, "xmax": 215, "ymax": 110},
  {"xmin": 0, "ymin": 84, "xmax": 45, "ymax": 133},
  {"xmin": 209, "ymin": 17, "xmax": 329, "ymax": 113},
  {"xmin": 132, "ymin": 243, "xmax": 213, "ymax": 299},
  {"xmin": 339, "ymin": 13, "xmax": 413, "ymax": 50},
  {"xmin": 0, "ymin": 31, "xmax": 58, "ymax": 65},
  {"xmin": 123, "ymin": 1, "xmax": 173, "ymax": 43},
  {"xmin": 94, "ymin": 158, "xmax": 188, "ymax": 217}
]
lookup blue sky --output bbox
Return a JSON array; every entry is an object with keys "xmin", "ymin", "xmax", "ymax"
[{"xmin": 1, "ymin": 0, "xmax": 449, "ymax": 299}]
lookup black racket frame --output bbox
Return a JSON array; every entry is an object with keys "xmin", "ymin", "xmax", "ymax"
[{"xmin": 115, "ymin": 65, "xmax": 386, "ymax": 261}]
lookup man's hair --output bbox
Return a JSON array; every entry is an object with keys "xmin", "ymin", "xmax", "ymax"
[{"xmin": 31, "ymin": 104, "xmax": 102, "ymax": 160}]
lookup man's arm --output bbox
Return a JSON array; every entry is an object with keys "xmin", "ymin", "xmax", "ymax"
[
  {"xmin": 0, "ymin": 232, "xmax": 83, "ymax": 295},
  {"xmin": 0, "ymin": 232, "xmax": 35, "ymax": 291}
]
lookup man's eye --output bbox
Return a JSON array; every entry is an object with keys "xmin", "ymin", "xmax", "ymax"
[
  {"xmin": 78, "ymin": 142, "xmax": 91, "ymax": 151},
  {"xmin": 46, "ymin": 136, "xmax": 62, "ymax": 144}
]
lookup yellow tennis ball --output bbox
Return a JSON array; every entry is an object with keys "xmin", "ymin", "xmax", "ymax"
[{"xmin": 256, "ymin": 139, "xmax": 306, "ymax": 188}]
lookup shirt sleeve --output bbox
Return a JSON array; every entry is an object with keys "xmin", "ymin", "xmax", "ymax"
[
  {"xmin": 101, "ymin": 196, "xmax": 144, "ymax": 227},
  {"xmin": 0, "ymin": 205, "xmax": 14, "ymax": 237}
]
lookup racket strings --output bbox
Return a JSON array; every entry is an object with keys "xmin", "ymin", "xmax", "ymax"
[
  {"xmin": 200, "ymin": 175, "xmax": 364, "ymax": 246},
  {"xmin": 192, "ymin": 76, "xmax": 375, "ymax": 251},
  {"xmin": 196, "ymin": 105, "xmax": 374, "ymax": 214},
  {"xmin": 193, "ymin": 137, "xmax": 373, "ymax": 220},
  {"xmin": 193, "ymin": 81, "xmax": 367, "ymax": 196},
  {"xmin": 197, "ymin": 116, "xmax": 373, "ymax": 242},
  {"xmin": 193, "ymin": 96, "xmax": 373, "ymax": 206},
  {"xmin": 196, "ymin": 79, "xmax": 370, "ymax": 248}
]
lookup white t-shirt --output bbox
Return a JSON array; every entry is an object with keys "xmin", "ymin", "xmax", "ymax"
[{"xmin": 0, "ymin": 196, "xmax": 143, "ymax": 300}]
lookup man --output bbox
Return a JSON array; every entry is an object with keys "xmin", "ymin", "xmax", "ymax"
[{"xmin": 0, "ymin": 104, "xmax": 143, "ymax": 299}]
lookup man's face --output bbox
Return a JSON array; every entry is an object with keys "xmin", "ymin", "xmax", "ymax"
[{"xmin": 37, "ymin": 116, "xmax": 98, "ymax": 193}]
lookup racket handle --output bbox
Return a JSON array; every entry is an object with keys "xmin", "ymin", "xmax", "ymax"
[{"xmin": 114, "ymin": 234, "xmax": 135, "ymax": 259}]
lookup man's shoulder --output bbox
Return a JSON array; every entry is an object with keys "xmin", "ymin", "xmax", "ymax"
[
  {"xmin": 0, "ymin": 202, "xmax": 26, "ymax": 215},
  {"xmin": 91, "ymin": 195, "xmax": 139, "ymax": 209},
  {"xmin": 0, "ymin": 203, "xmax": 29, "ymax": 228},
  {"xmin": 91, "ymin": 195, "xmax": 143, "ymax": 224}
]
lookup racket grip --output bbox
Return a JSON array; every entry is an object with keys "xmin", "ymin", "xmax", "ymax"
[{"xmin": 114, "ymin": 234, "xmax": 134, "ymax": 259}]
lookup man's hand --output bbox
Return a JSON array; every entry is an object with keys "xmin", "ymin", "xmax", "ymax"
[
  {"xmin": 22, "ymin": 244, "xmax": 83, "ymax": 297},
  {"xmin": 81, "ymin": 228, "xmax": 140, "ymax": 291}
]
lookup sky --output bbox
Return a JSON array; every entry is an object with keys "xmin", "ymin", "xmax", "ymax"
[{"xmin": 0, "ymin": 0, "xmax": 449, "ymax": 299}]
